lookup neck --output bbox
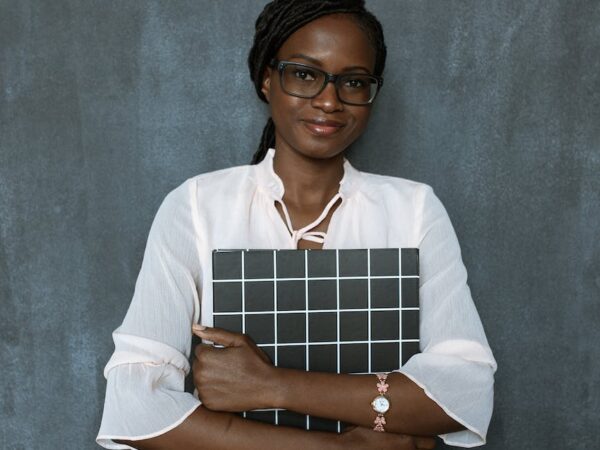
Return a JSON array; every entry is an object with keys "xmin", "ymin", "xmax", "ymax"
[{"xmin": 272, "ymin": 147, "xmax": 345, "ymax": 209}]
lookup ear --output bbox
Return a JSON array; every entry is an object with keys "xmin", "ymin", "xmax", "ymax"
[{"xmin": 261, "ymin": 67, "xmax": 272, "ymax": 103}]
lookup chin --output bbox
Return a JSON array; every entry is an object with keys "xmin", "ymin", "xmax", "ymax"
[
  {"xmin": 296, "ymin": 143, "xmax": 347, "ymax": 161},
  {"xmin": 294, "ymin": 134, "xmax": 351, "ymax": 160}
]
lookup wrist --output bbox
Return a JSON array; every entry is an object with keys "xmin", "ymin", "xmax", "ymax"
[{"xmin": 267, "ymin": 365, "xmax": 289, "ymax": 409}]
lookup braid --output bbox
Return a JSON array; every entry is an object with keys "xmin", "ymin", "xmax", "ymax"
[
  {"xmin": 247, "ymin": 0, "xmax": 387, "ymax": 164},
  {"xmin": 251, "ymin": 117, "xmax": 276, "ymax": 164}
]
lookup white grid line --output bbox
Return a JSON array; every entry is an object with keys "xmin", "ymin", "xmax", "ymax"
[
  {"xmin": 255, "ymin": 339, "xmax": 419, "ymax": 347},
  {"xmin": 241, "ymin": 251, "xmax": 246, "ymax": 333},
  {"xmin": 335, "ymin": 250, "xmax": 340, "ymax": 374},
  {"xmin": 214, "ymin": 275, "xmax": 418, "ymax": 283},
  {"xmin": 367, "ymin": 249, "xmax": 372, "ymax": 374},
  {"xmin": 241, "ymin": 251, "xmax": 246, "ymax": 419},
  {"xmin": 399, "ymin": 249, "xmax": 402, "ymax": 368},
  {"xmin": 214, "ymin": 307, "xmax": 417, "ymax": 315},
  {"xmin": 273, "ymin": 250, "xmax": 278, "ymax": 425},
  {"xmin": 304, "ymin": 249, "xmax": 309, "ymax": 430},
  {"xmin": 335, "ymin": 250, "xmax": 341, "ymax": 435}
]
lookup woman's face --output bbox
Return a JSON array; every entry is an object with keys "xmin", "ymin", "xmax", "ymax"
[{"xmin": 261, "ymin": 14, "xmax": 377, "ymax": 161}]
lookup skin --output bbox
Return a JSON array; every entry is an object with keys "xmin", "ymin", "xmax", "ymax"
[{"xmin": 115, "ymin": 14, "xmax": 462, "ymax": 450}]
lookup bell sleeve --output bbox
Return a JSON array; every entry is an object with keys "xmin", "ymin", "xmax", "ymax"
[
  {"xmin": 96, "ymin": 178, "xmax": 204, "ymax": 449},
  {"xmin": 395, "ymin": 184, "xmax": 497, "ymax": 447}
]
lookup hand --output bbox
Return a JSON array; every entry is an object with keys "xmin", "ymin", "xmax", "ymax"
[
  {"xmin": 192, "ymin": 325, "xmax": 275, "ymax": 412},
  {"xmin": 340, "ymin": 425, "xmax": 437, "ymax": 450}
]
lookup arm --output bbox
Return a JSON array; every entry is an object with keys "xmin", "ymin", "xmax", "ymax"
[
  {"xmin": 114, "ymin": 405, "xmax": 436, "ymax": 450},
  {"xmin": 273, "ymin": 369, "xmax": 463, "ymax": 435},
  {"xmin": 193, "ymin": 326, "xmax": 463, "ymax": 437}
]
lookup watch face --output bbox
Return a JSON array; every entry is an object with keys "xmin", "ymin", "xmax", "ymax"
[{"xmin": 372, "ymin": 395, "xmax": 390, "ymax": 414}]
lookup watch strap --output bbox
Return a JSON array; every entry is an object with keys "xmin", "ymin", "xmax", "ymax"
[{"xmin": 373, "ymin": 372, "xmax": 389, "ymax": 432}]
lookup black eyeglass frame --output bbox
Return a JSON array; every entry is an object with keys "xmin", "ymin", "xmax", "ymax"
[{"xmin": 269, "ymin": 59, "xmax": 384, "ymax": 106}]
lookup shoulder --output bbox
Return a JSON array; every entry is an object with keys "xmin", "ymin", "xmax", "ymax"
[
  {"xmin": 165, "ymin": 163, "xmax": 256, "ymax": 202},
  {"xmin": 189, "ymin": 164, "xmax": 254, "ymax": 191},
  {"xmin": 355, "ymin": 169, "xmax": 450, "ymax": 238},
  {"xmin": 357, "ymin": 169, "xmax": 436, "ymax": 207}
]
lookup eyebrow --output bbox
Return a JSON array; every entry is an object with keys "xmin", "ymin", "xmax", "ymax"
[{"xmin": 286, "ymin": 53, "xmax": 372, "ymax": 73}]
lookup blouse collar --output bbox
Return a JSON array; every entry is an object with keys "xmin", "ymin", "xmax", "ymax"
[{"xmin": 255, "ymin": 147, "xmax": 361, "ymax": 201}]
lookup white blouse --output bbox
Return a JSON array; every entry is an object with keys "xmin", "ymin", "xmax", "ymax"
[{"xmin": 96, "ymin": 148, "xmax": 497, "ymax": 449}]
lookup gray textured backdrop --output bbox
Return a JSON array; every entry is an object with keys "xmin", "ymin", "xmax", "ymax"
[{"xmin": 1, "ymin": 1, "xmax": 599, "ymax": 449}]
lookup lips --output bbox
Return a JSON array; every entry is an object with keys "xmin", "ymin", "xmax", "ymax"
[{"xmin": 302, "ymin": 118, "xmax": 345, "ymax": 137}]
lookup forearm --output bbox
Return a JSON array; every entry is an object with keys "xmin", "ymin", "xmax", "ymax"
[
  {"xmin": 115, "ymin": 405, "xmax": 341, "ymax": 450},
  {"xmin": 272, "ymin": 369, "xmax": 464, "ymax": 436}
]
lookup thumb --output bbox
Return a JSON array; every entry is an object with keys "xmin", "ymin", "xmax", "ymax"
[{"xmin": 192, "ymin": 325, "xmax": 246, "ymax": 348}]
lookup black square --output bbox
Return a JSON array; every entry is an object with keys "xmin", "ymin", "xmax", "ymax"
[
  {"xmin": 245, "ymin": 281, "xmax": 274, "ymax": 312},
  {"xmin": 245, "ymin": 314, "xmax": 275, "ymax": 344},
  {"xmin": 307, "ymin": 250, "xmax": 336, "ymax": 277},
  {"xmin": 401, "ymin": 249, "xmax": 419, "ymax": 276},
  {"xmin": 340, "ymin": 311, "xmax": 368, "ymax": 341},
  {"xmin": 277, "ymin": 280, "xmax": 305, "ymax": 311},
  {"xmin": 260, "ymin": 345, "xmax": 275, "ymax": 364},
  {"xmin": 278, "ymin": 410, "xmax": 307, "ymax": 429},
  {"xmin": 309, "ymin": 344, "xmax": 337, "ymax": 372},
  {"xmin": 213, "ymin": 314, "xmax": 242, "ymax": 334},
  {"xmin": 277, "ymin": 313, "xmax": 306, "ymax": 343},
  {"xmin": 245, "ymin": 410, "xmax": 276, "ymax": 424},
  {"xmin": 212, "ymin": 251, "xmax": 242, "ymax": 280},
  {"xmin": 370, "ymin": 278, "xmax": 399, "ymax": 309},
  {"xmin": 277, "ymin": 345, "xmax": 306, "ymax": 370},
  {"xmin": 277, "ymin": 250, "xmax": 305, "ymax": 278},
  {"xmin": 370, "ymin": 248, "xmax": 399, "ymax": 276},
  {"xmin": 402, "ymin": 310, "xmax": 420, "ymax": 340},
  {"xmin": 340, "ymin": 343, "xmax": 368, "ymax": 373},
  {"xmin": 401, "ymin": 278, "xmax": 419, "ymax": 308},
  {"xmin": 372, "ymin": 310, "xmax": 400, "ymax": 341},
  {"xmin": 213, "ymin": 282, "xmax": 242, "ymax": 312},
  {"xmin": 308, "ymin": 312, "xmax": 337, "ymax": 342},
  {"xmin": 371, "ymin": 342, "xmax": 400, "ymax": 372},
  {"xmin": 309, "ymin": 416, "xmax": 338, "ymax": 432},
  {"xmin": 338, "ymin": 249, "xmax": 368, "ymax": 276},
  {"xmin": 308, "ymin": 280, "xmax": 337, "ymax": 310},
  {"xmin": 245, "ymin": 250, "xmax": 274, "ymax": 279},
  {"xmin": 402, "ymin": 341, "xmax": 420, "ymax": 365},
  {"xmin": 339, "ymin": 279, "xmax": 368, "ymax": 309}
]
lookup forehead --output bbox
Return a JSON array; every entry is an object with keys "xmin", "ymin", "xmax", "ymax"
[{"xmin": 277, "ymin": 14, "xmax": 376, "ymax": 72}]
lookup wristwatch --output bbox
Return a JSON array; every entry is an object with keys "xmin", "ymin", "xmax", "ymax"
[{"xmin": 371, "ymin": 373, "xmax": 390, "ymax": 432}]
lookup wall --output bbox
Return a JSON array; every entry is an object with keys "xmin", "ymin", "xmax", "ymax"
[{"xmin": 1, "ymin": 1, "xmax": 598, "ymax": 448}]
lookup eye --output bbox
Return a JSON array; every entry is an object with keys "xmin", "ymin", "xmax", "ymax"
[
  {"xmin": 345, "ymin": 77, "xmax": 366, "ymax": 89},
  {"xmin": 293, "ymin": 69, "xmax": 317, "ymax": 81}
]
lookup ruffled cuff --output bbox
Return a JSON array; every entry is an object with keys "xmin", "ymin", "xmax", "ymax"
[
  {"xmin": 96, "ymin": 362, "xmax": 201, "ymax": 449},
  {"xmin": 395, "ymin": 342, "xmax": 496, "ymax": 447}
]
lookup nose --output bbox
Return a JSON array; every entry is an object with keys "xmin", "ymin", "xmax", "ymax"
[{"xmin": 310, "ymin": 80, "xmax": 344, "ymax": 112}]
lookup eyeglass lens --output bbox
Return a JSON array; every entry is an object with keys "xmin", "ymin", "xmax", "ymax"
[{"xmin": 281, "ymin": 63, "xmax": 378, "ymax": 104}]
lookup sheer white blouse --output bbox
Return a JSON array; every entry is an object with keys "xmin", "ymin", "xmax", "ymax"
[{"xmin": 96, "ymin": 148, "xmax": 497, "ymax": 449}]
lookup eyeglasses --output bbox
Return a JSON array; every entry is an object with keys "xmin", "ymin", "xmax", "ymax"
[{"xmin": 269, "ymin": 59, "xmax": 383, "ymax": 106}]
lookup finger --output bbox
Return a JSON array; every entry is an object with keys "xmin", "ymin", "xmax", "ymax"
[{"xmin": 192, "ymin": 325, "xmax": 248, "ymax": 347}]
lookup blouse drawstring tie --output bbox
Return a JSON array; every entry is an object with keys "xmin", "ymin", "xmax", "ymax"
[{"xmin": 276, "ymin": 192, "xmax": 342, "ymax": 245}]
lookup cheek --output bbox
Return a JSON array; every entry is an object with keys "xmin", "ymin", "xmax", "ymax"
[
  {"xmin": 349, "ymin": 108, "xmax": 373, "ymax": 134},
  {"xmin": 269, "ymin": 94, "xmax": 305, "ymax": 129}
]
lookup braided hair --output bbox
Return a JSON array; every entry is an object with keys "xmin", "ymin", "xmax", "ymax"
[{"xmin": 247, "ymin": 0, "xmax": 387, "ymax": 164}]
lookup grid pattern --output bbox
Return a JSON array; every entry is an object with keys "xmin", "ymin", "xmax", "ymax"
[{"xmin": 207, "ymin": 248, "xmax": 419, "ymax": 432}]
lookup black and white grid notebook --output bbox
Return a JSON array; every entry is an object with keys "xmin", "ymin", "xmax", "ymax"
[{"xmin": 187, "ymin": 248, "xmax": 420, "ymax": 433}]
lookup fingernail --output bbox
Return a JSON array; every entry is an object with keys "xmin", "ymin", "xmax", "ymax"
[{"xmin": 192, "ymin": 324, "xmax": 207, "ymax": 332}]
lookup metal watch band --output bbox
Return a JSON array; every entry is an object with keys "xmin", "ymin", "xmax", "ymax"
[{"xmin": 373, "ymin": 372, "xmax": 389, "ymax": 432}]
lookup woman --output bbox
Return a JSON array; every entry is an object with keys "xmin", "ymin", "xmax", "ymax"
[{"xmin": 96, "ymin": 1, "xmax": 497, "ymax": 449}]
